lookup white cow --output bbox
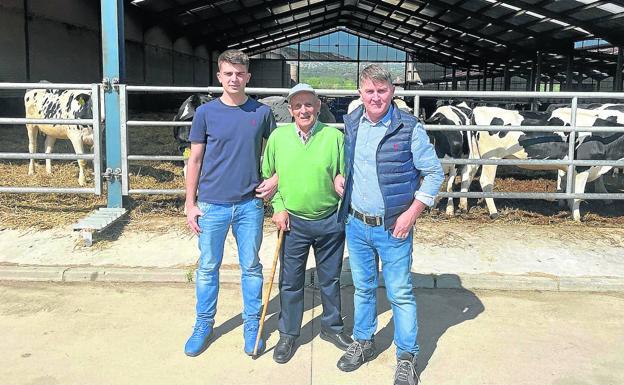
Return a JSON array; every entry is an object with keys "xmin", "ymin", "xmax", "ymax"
[{"xmin": 25, "ymin": 88, "xmax": 95, "ymax": 186}]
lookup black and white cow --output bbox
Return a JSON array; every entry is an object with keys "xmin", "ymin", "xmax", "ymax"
[
  {"xmin": 25, "ymin": 88, "xmax": 95, "ymax": 186},
  {"xmin": 424, "ymin": 102, "xmax": 471, "ymax": 215},
  {"xmin": 467, "ymin": 106, "xmax": 624, "ymax": 220}
]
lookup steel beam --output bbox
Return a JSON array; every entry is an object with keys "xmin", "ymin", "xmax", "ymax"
[{"xmin": 100, "ymin": 0, "xmax": 125, "ymax": 208}]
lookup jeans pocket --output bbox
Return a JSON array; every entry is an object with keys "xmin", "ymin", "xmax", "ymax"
[
  {"xmin": 197, "ymin": 202, "xmax": 212, "ymax": 216},
  {"xmin": 254, "ymin": 198, "xmax": 264, "ymax": 209}
]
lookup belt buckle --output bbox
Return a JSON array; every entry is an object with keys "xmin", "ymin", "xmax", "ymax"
[{"xmin": 364, "ymin": 214, "xmax": 379, "ymax": 226}]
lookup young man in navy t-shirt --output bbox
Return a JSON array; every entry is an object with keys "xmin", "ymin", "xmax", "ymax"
[{"xmin": 183, "ymin": 49, "xmax": 277, "ymax": 357}]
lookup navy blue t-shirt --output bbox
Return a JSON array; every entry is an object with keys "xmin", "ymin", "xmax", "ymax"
[{"xmin": 188, "ymin": 97, "xmax": 276, "ymax": 204}]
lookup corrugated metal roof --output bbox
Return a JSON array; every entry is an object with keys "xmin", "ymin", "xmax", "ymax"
[{"xmin": 129, "ymin": 0, "xmax": 624, "ymax": 81}]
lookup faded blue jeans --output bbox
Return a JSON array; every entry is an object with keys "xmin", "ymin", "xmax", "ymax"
[
  {"xmin": 346, "ymin": 213, "xmax": 419, "ymax": 358},
  {"xmin": 195, "ymin": 198, "xmax": 264, "ymax": 328}
]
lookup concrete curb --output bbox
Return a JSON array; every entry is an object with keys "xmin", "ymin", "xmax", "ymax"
[{"xmin": 2, "ymin": 265, "xmax": 624, "ymax": 292}]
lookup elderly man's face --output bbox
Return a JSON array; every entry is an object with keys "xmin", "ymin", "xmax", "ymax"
[
  {"xmin": 358, "ymin": 78, "xmax": 395, "ymax": 122},
  {"xmin": 288, "ymin": 92, "xmax": 321, "ymax": 131}
]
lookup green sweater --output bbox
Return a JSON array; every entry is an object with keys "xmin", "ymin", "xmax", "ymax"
[{"xmin": 262, "ymin": 122, "xmax": 344, "ymax": 220}]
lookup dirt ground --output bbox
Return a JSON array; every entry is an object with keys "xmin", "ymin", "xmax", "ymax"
[
  {"xmin": 1, "ymin": 282, "xmax": 624, "ymax": 385},
  {"xmin": 2, "ymin": 112, "xmax": 624, "ymax": 235}
]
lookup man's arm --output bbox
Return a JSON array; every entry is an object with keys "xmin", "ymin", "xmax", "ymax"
[
  {"xmin": 185, "ymin": 143, "xmax": 205, "ymax": 235},
  {"xmin": 392, "ymin": 122, "xmax": 444, "ymax": 238},
  {"xmin": 260, "ymin": 134, "xmax": 289, "ymax": 231}
]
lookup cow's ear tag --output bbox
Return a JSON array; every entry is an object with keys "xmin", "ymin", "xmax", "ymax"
[
  {"xmin": 183, "ymin": 147, "xmax": 191, "ymax": 160},
  {"xmin": 78, "ymin": 97, "xmax": 85, "ymax": 106}
]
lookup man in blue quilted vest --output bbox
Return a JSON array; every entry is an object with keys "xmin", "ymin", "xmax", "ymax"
[{"xmin": 334, "ymin": 64, "xmax": 444, "ymax": 385}]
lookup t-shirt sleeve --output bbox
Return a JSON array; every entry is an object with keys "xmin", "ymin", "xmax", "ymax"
[
  {"xmin": 188, "ymin": 106, "xmax": 207, "ymax": 143},
  {"xmin": 264, "ymin": 108, "xmax": 277, "ymax": 139}
]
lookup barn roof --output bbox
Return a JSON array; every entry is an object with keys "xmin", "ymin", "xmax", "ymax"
[{"xmin": 129, "ymin": 0, "xmax": 624, "ymax": 80}]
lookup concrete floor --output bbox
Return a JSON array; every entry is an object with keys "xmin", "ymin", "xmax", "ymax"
[{"xmin": 1, "ymin": 282, "xmax": 623, "ymax": 385}]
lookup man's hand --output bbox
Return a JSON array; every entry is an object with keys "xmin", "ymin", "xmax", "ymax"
[
  {"xmin": 272, "ymin": 210, "xmax": 290, "ymax": 231},
  {"xmin": 391, "ymin": 200, "xmax": 426, "ymax": 239},
  {"xmin": 186, "ymin": 204, "xmax": 203, "ymax": 235},
  {"xmin": 334, "ymin": 174, "xmax": 345, "ymax": 198},
  {"xmin": 256, "ymin": 173, "xmax": 278, "ymax": 199}
]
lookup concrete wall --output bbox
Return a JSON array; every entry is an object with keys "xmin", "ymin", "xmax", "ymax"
[
  {"xmin": 248, "ymin": 59, "xmax": 291, "ymax": 88},
  {"xmin": 0, "ymin": 0, "xmax": 218, "ymax": 86}
]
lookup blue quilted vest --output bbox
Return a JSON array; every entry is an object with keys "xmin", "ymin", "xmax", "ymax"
[{"xmin": 338, "ymin": 103, "xmax": 420, "ymax": 230}]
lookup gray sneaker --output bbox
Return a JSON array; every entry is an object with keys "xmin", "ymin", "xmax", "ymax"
[
  {"xmin": 336, "ymin": 339, "xmax": 376, "ymax": 372},
  {"xmin": 394, "ymin": 352, "xmax": 419, "ymax": 385}
]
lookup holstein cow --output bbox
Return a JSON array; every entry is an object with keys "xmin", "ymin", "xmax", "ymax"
[
  {"xmin": 25, "ymin": 88, "xmax": 96, "ymax": 186},
  {"xmin": 424, "ymin": 102, "xmax": 471, "ymax": 215},
  {"xmin": 172, "ymin": 94, "xmax": 214, "ymax": 178},
  {"xmin": 467, "ymin": 106, "xmax": 624, "ymax": 220},
  {"xmin": 548, "ymin": 107, "xmax": 624, "ymax": 205}
]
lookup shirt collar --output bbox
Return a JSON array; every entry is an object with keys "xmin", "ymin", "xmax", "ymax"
[
  {"xmin": 361, "ymin": 104, "xmax": 393, "ymax": 127},
  {"xmin": 295, "ymin": 119, "xmax": 320, "ymax": 136}
]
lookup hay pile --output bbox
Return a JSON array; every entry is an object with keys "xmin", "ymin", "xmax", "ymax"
[{"xmin": 2, "ymin": 113, "xmax": 623, "ymax": 232}]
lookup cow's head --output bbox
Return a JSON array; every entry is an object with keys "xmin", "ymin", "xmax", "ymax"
[
  {"xmin": 173, "ymin": 94, "xmax": 213, "ymax": 154},
  {"xmin": 72, "ymin": 93, "xmax": 93, "ymax": 120}
]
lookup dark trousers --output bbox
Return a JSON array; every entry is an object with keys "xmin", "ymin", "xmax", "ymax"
[{"xmin": 278, "ymin": 211, "xmax": 346, "ymax": 337}]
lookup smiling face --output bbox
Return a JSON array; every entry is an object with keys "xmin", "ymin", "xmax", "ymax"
[
  {"xmin": 216, "ymin": 62, "xmax": 251, "ymax": 96},
  {"xmin": 358, "ymin": 78, "xmax": 395, "ymax": 123},
  {"xmin": 288, "ymin": 91, "xmax": 321, "ymax": 132}
]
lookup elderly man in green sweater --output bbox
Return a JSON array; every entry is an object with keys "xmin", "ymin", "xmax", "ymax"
[{"xmin": 262, "ymin": 83, "xmax": 353, "ymax": 364}]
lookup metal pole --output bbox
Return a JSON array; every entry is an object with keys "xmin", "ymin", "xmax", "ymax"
[
  {"xmin": 451, "ymin": 65, "xmax": 457, "ymax": 90},
  {"xmin": 566, "ymin": 53, "xmax": 574, "ymax": 91},
  {"xmin": 482, "ymin": 63, "xmax": 487, "ymax": 91},
  {"xmin": 91, "ymin": 84, "xmax": 102, "ymax": 196},
  {"xmin": 413, "ymin": 95, "xmax": 420, "ymax": 119},
  {"xmin": 615, "ymin": 47, "xmax": 623, "ymax": 92},
  {"xmin": 101, "ymin": 0, "xmax": 125, "ymax": 208},
  {"xmin": 465, "ymin": 67, "xmax": 470, "ymax": 91},
  {"xmin": 566, "ymin": 96, "xmax": 578, "ymax": 199},
  {"xmin": 119, "ymin": 84, "xmax": 129, "ymax": 196},
  {"xmin": 535, "ymin": 51, "xmax": 542, "ymax": 92}
]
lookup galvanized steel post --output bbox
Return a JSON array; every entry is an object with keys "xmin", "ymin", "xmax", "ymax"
[{"xmin": 100, "ymin": 0, "xmax": 125, "ymax": 208}]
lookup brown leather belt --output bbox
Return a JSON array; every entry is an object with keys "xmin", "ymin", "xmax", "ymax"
[{"xmin": 349, "ymin": 207, "xmax": 383, "ymax": 227}]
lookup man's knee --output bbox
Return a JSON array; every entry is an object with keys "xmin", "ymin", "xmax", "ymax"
[{"xmin": 384, "ymin": 282, "xmax": 414, "ymax": 305}]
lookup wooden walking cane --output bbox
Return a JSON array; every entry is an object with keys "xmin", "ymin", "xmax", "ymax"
[{"xmin": 252, "ymin": 229, "xmax": 285, "ymax": 357}]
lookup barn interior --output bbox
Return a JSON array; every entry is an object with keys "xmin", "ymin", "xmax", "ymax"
[
  {"xmin": 2, "ymin": 0, "xmax": 624, "ymax": 92},
  {"xmin": 1, "ymin": 0, "xmax": 624, "ymax": 229}
]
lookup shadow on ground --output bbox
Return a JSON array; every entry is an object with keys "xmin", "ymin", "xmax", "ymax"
[{"xmin": 211, "ymin": 268, "xmax": 484, "ymax": 375}]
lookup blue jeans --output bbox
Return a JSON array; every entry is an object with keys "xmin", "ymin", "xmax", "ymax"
[
  {"xmin": 195, "ymin": 198, "xmax": 264, "ymax": 327},
  {"xmin": 346, "ymin": 214, "xmax": 419, "ymax": 358}
]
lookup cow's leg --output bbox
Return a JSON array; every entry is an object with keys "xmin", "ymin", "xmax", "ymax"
[
  {"xmin": 26, "ymin": 124, "xmax": 38, "ymax": 175},
  {"xmin": 44, "ymin": 135, "xmax": 57, "ymax": 174},
  {"xmin": 445, "ymin": 165, "xmax": 457, "ymax": 216},
  {"xmin": 593, "ymin": 176, "xmax": 613, "ymax": 205},
  {"xmin": 459, "ymin": 164, "xmax": 477, "ymax": 212},
  {"xmin": 479, "ymin": 164, "xmax": 499, "ymax": 219},
  {"xmin": 571, "ymin": 171, "xmax": 590, "ymax": 221},
  {"xmin": 67, "ymin": 130, "xmax": 87, "ymax": 186}
]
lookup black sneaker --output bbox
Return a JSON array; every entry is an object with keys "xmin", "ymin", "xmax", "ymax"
[
  {"xmin": 394, "ymin": 352, "xmax": 419, "ymax": 385},
  {"xmin": 336, "ymin": 339, "xmax": 375, "ymax": 372}
]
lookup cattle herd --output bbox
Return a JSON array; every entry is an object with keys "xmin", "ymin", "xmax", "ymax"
[{"xmin": 21, "ymin": 88, "xmax": 624, "ymax": 221}]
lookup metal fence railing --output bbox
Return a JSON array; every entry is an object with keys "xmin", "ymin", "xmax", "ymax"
[
  {"xmin": 0, "ymin": 82, "xmax": 102, "ymax": 195},
  {"xmin": 120, "ymin": 86, "xmax": 624, "ymax": 201}
]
